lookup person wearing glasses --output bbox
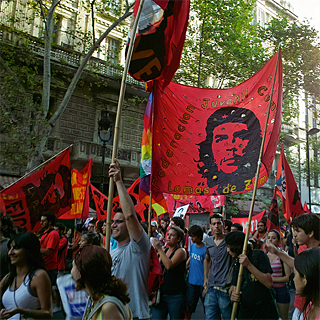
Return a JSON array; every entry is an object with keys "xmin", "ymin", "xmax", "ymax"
[{"xmin": 108, "ymin": 159, "xmax": 151, "ymax": 320}]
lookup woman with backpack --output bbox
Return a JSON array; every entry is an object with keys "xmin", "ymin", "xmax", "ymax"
[
  {"xmin": 266, "ymin": 230, "xmax": 291, "ymax": 320},
  {"xmin": 151, "ymin": 226, "xmax": 187, "ymax": 320},
  {"xmin": 0, "ymin": 232, "xmax": 52, "ymax": 319}
]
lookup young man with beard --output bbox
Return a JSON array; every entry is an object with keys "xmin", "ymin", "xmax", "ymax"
[
  {"xmin": 203, "ymin": 213, "xmax": 232, "ymax": 320},
  {"xmin": 252, "ymin": 219, "xmax": 267, "ymax": 249},
  {"xmin": 109, "ymin": 159, "xmax": 151, "ymax": 320}
]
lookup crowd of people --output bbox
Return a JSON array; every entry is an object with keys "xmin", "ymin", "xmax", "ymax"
[{"xmin": 0, "ymin": 159, "xmax": 320, "ymax": 320}]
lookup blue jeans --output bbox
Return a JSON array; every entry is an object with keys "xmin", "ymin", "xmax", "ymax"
[
  {"xmin": 204, "ymin": 287, "xmax": 232, "ymax": 320},
  {"xmin": 152, "ymin": 294, "xmax": 186, "ymax": 320},
  {"xmin": 187, "ymin": 283, "xmax": 205, "ymax": 313}
]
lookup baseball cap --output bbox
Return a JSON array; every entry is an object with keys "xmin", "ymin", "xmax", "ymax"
[{"xmin": 151, "ymin": 221, "xmax": 158, "ymax": 227}]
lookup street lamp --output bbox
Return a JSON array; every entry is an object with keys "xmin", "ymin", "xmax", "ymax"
[
  {"xmin": 306, "ymin": 127, "xmax": 320, "ymax": 211},
  {"xmin": 98, "ymin": 110, "xmax": 112, "ymax": 192}
]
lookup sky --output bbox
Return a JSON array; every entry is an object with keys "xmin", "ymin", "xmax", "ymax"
[{"xmin": 288, "ymin": 0, "xmax": 320, "ymax": 33}]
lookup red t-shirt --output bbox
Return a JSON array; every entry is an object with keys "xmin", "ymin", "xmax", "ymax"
[
  {"xmin": 57, "ymin": 237, "xmax": 68, "ymax": 271},
  {"xmin": 294, "ymin": 245, "xmax": 308, "ymax": 311},
  {"xmin": 40, "ymin": 229, "xmax": 60, "ymax": 271}
]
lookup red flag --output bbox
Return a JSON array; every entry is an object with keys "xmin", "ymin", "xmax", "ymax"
[
  {"xmin": 275, "ymin": 144, "xmax": 304, "ymax": 223},
  {"xmin": 267, "ymin": 188, "xmax": 280, "ymax": 232},
  {"xmin": 129, "ymin": 0, "xmax": 190, "ymax": 88},
  {"xmin": 151, "ymin": 52, "xmax": 282, "ymax": 196},
  {"xmin": 59, "ymin": 159, "xmax": 92, "ymax": 219},
  {"xmin": 165, "ymin": 194, "xmax": 225, "ymax": 215},
  {"xmin": 0, "ymin": 149, "xmax": 72, "ymax": 231},
  {"xmin": 90, "ymin": 179, "xmax": 150, "ymax": 222},
  {"xmin": 303, "ymin": 201, "xmax": 311, "ymax": 213},
  {"xmin": 230, "ymin": 211, "xmax": 265, "ymax": 235}
]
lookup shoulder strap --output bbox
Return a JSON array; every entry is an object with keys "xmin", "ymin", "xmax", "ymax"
[
  {"xmin": 168, "ymin": 246, "xmax": 179, "ymax": 259},
  {"xmin": 86, "ymin": 296, "xmax": 128, "ymax": 320}
]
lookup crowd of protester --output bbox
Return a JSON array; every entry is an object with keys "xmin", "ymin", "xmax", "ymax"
[{"xmin": 0, "ymin": 160, "xmax": 320, "ymax": 320}]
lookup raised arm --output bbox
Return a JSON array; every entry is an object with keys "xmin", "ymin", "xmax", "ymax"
[
  {"xmin": 109, "ymin": 159, "xmax": 143, "ymax": 242},
  {"xmin": 265, "ymin": 241, "xmax": 295, "ymax": 269}
]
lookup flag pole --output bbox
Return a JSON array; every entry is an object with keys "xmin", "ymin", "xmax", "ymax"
[
  {"xmin": 231, "ymin": 45, "xmax": 282, "ymax": 320},
  {"xmin": 1, "ymin": 144, "xmax": 73, "ymax": 191},
  {"xmin": 148, "ymin": 190, "xmax": 152, "ymax": 237},
  {"xmin": 105, "ymin": 0, "xmax": 145, "ymax": 251}
]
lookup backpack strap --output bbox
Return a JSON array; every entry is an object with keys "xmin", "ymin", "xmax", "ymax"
[{"xmin": 84, "ymin": 296, "xmax": 129, "ymax": 320}]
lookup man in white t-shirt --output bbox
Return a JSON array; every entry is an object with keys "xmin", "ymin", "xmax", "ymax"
[{"xmin": 109, "ymin": 159, "xmax": 151, "ymax": 320}]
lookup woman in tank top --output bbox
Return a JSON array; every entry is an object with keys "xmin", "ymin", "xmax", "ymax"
[
  {"xmin": 151, "ymin": 226, "xmax": 187, "ymax": 320},
  {"xmin": 0, "ymin": 232, "xmax": 52, "ymax": 319},
  {"xmin": 71, "ymin": 245, "xmax": 131, "ymax": 320},
  {"xmin": 266, "ymin": 230, "xmax": 291, "ymax": 320}
]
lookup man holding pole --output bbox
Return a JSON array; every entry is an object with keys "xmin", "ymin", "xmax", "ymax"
[
  {"xmin": 265, "ymin": 213, "xmax": 320, "ymax": 320},
  {"xmin": 109, "ymin": 159, "xmax": 151, "ymax": 320},
  {"xmin": 203, "ymin": 213, "xmax": 232, "ymax": 320}
]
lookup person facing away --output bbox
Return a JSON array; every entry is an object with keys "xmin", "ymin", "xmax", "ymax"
[
  {"xmin": 109, "ymin": 159, "xmax": 151, "ymax": 320},
  {"xmin": 0, "ymin": 232, "xmax": 52, "ymax": 319},
  {"xmin": 71, "ymin": 245, "xmax": 132, "ymax": 320},
  {"xmin": 265, "ymin": 213, "xmax": 320, "ymax": 320},
  {"xmin": 186, "ymin": 225, "xmax": 206, "ymax": 317},
  {"xmin": 203, "ymin": 213, "xmax": 232, "ymax": 320},
  {"xmin": 227, "ymin": 231, "xmax": 279, "ymax": 320}
]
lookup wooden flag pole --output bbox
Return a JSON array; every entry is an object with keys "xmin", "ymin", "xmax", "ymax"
[
  {"xmin": 2, "ymin": 144, "xmax": 73, "ymax": 191},
  {"xmin": 148, "ymin": 190, "xmax": 152, "ymax": 237},
  {"xmin": 105, "ymin": 0, "xmax": 145, "ymax": 251},
  {"xmin": 231, "ymin": 45, "xmax": 281, "ymax": 320}
]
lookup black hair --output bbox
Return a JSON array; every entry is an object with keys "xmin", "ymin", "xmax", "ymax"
[
  {"xmin": 189, "ymin": 225, "xmax": 203, "ymax": 239},
  {"xmin": 3, "ymin": 232, "xmax": 45, "ymax": 292},
  {"xmin": 41, "ymin": 211, "xmax": 56, "ymax": 226},
  {"xmin": 268, "ymin": 229, "xmax": 280, "ymax": 240},
  {"xmin": 209, "ymin": 213, "xmax": 223, "ymax": 224},
  {"xmin": 294, "ymin": 248, "xmax": 320, "ymax": 318},
  {"xmin": 81, "ymin": 231, "xmax": 101, "ymax": 246},
  {"xmin": 232, "ymin": 223, "xmax": 243, "ymax": 232},
  {"xmin": 171, "ymin": 216, "xmax": 185, "ymax": 230},
  {"xmin": 88, "ymin": 219, "xmax": 97, "ymax": 226},
  {"xmin": 224, "ymin": 219, "xmax": 232, "ymax": 232},
  {"xmin": 225, "ymin": 231, "xmax": 252, "ymax": 257},
  {"xmin": 55, "ymin": 222, "xmax": 66, "ymax": 233},
  {"xmin": 96, "ymin": 220, "xmax": 104, "ymax": 234},
  {"xmin": 195, "ymin": 107, "xmax": 262, "ymax": 192},
  {"xmin": 291, "ymin": 214, "xmax": 320, "ymax": 240},
  {"xmin": 1, "ymin": 213, "xmax": 16, "ymax": 238}
]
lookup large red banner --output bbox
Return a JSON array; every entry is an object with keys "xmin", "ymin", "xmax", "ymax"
[
  {"xmin": 59, "ymin": 159, "xmax": 92, "ymax": 219},
  {"xmin": 166, "ymin": 194, "xmax": 225, "ymax": 215},
  {"xmin": 0, "ymin": 149, "xmax": 72, "ymax": 231},
  {"xmin": 231, "ymin": 211, "xmax": 265, "ymax": 235},
  {"xmin": 151, "ymin": 52, "xmax": 282, "ymax": 196}
]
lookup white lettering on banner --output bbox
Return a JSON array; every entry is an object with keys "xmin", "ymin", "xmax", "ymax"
[{"xmin": 241, "ymin": 219, "xmax": 258, "ymax": 234}]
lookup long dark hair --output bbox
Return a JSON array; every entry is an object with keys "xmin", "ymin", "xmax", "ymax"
[
  {"xmin": 294, "ymin": 248, "xmax": 320, "ymax": 319},
  {"xmin": 3, "ymin": 232, "xmax": 45, "ymax": 292},
  {"xmin": 74, "ymin": 245, "xmax": 130, "ymax": 305}
]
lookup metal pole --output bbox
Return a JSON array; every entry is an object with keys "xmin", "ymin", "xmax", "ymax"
[
  {"xmin": 307, "ymin": 132, "xmax": 311, "ymax": 210},
  {"xmin": 100, "ymin": 141, "xmax": 106, "ymax": 192}
]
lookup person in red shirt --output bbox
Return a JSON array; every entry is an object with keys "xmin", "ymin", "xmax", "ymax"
[
  {"xmin": 54, "ymin": 223, "xmax": 68, "ymax": 276},
  {"xmin": 265, "ymin": 213, "xmax": 320, "ymax": 320},
  {"xmin": 40, "ymin": 212, "xmax": 60, "ymax": 286},
  {"xmin": 252, "ymin": 219, "xmax": 268, "ymax": 249}
]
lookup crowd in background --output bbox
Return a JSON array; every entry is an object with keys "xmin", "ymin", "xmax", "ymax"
[{"xmin": 0, "ymin": 160, "xmax": 319, "ymax": 320}]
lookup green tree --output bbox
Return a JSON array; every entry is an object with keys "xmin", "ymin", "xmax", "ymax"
[{"xmin": 0, "ymin": 0, "xmax": 133, "ymax": 172}]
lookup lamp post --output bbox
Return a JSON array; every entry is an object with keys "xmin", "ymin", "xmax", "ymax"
[
  {"xmin": 98, "ymin": 110, "xmax": 112, "ymax": 192},
  {"xmin": 306, "ymin": 127, "xmax": 320, "ymax": 210}
]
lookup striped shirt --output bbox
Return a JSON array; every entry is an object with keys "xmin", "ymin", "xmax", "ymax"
[{"xmin": 271, "ymin": 256, "xmax": 285, "ymax": 288}]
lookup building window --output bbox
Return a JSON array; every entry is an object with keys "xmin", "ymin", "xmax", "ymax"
[{"xmin": 106, "ymin": 37, "xmax": 120, "ymax": 65}]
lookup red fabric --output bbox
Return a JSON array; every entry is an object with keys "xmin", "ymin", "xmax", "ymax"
[
  {"xmin": 0, "ymin": 149, "xmax": 72, "ymax": 232},
  {"xmin": 267, "ymin": 188, "xmax": 280, "ymax": 232},
  {"xmin": 230, "ymin": 211, "xmax": 265, "ymax": 235},
  {"xmin": 303, "ymin": 201, "xmax": 311, "ymax": 213},
  {"xmin": 59, "ymin": 159, "xmax": 92, "ymax": 219},
  {"xmin": 57, "ymin": 236, "xmax": 68, "ymax": 271},
  {"xmin": 294, "ymin": 245, "xmax": 308, "ymax": 311},
  {"xmin": 40, "ymin": 229, "xmax": 60, "ymax": 271},
  {"xmin": 130, "ymin": 0, "xmax": 190, "ymax": 88},
  {"xmin": 165, "ymin": 194, "xmax": 225, "ymax": 214},
  {"xmin": 276, "ymin": 144, "xmax": 304, "ymax": 223},
  {"xmin": 148, "ymin": 246, "xmax": 163, "ymax": 295},
  {"xmin": 151, "ymin": 52, "xmax": 282, "ymax": 196}
]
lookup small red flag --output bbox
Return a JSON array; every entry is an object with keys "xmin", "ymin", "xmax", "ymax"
[
  {"xmin": 275, "ymin": 144, "xmax": 304, "ymax": 223},
  {"xmin": 303, "ymin": 201, "xmax": 311, "ymax": 213},
  {"xmin": 0, "ymin": 149, "xmax": 72, "ymax": 231},
  {"xmin": 267, "ymin": 188, "xmax": 280, "ymax": 232}
]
